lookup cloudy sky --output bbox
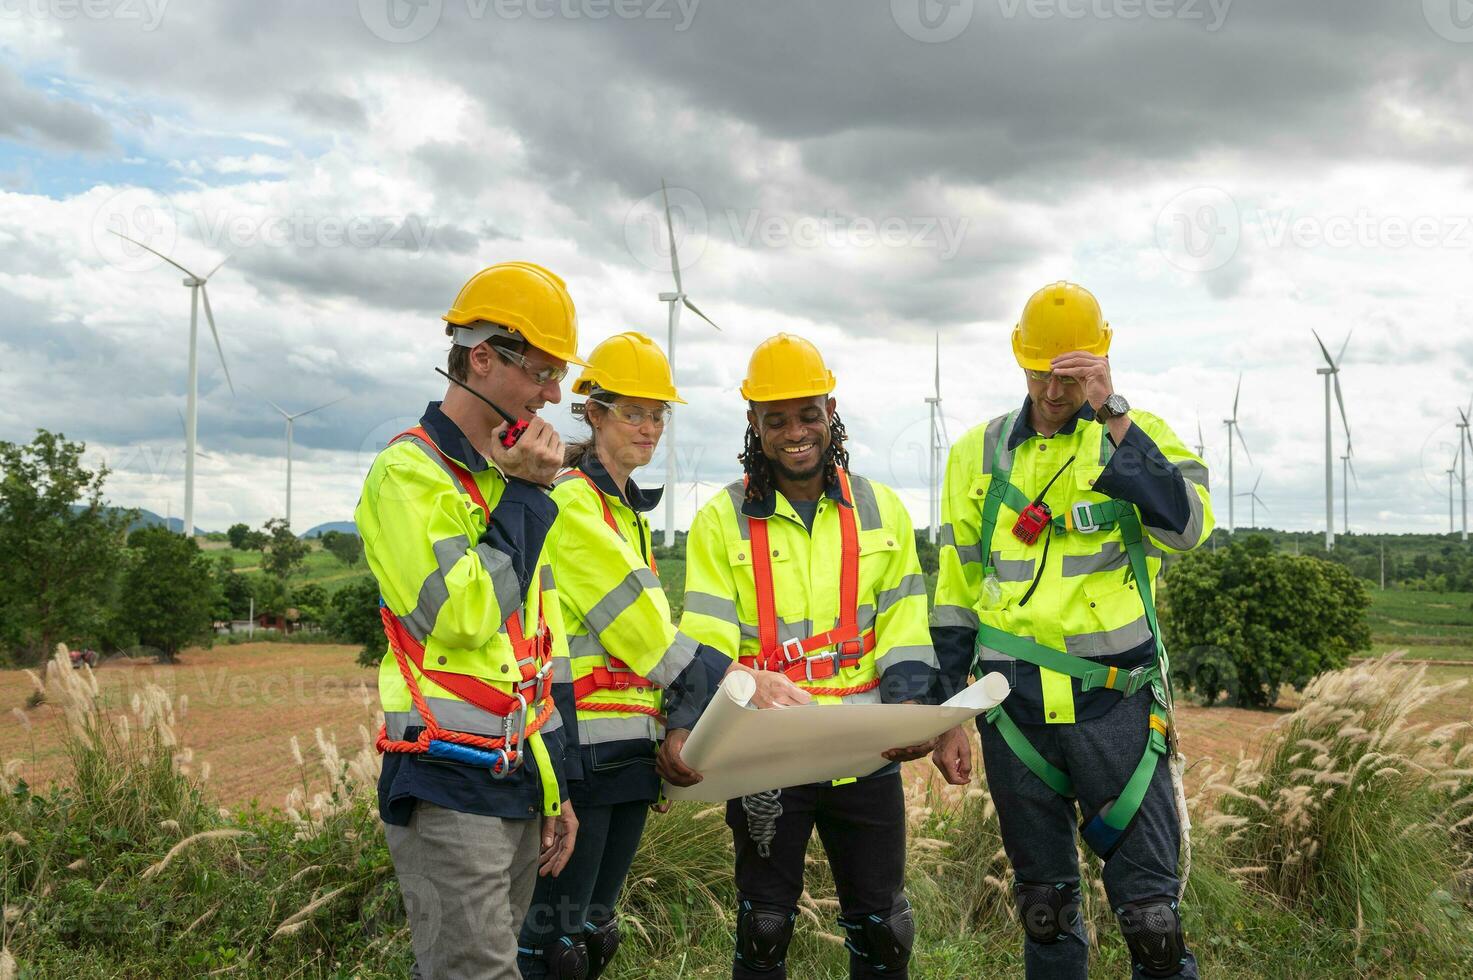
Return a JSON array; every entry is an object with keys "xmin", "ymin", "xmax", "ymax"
[{"xmin": 2, "ymin": 0, "xmax": 1472, "ymax": 537}]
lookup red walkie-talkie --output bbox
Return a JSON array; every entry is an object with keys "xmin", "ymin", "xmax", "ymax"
[
  {"xmin": 435, "ymin": 368, "xmax": 529, "ymax": 448},
  {"xmin": 1012, "ymin": 454, "xmax": 1076, "ymax": 545}
]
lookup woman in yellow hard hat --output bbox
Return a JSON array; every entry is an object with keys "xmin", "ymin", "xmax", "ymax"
[{"xmin": 517, "ymin": 332, "xmax": 806, "ymax": 980}]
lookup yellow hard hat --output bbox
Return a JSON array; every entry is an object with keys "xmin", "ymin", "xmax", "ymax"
[
  {"xmin": 1011, "ymin": 281, "xmax": 1112, "ymax": 371},
  {"xmin": 443, "ymin": 261, "xmax": 588, "ymax": 366},
  {"xmin": 740, "ymin": 333, "xmax": 836, "ymax": 402},
  {"xmin": 572, "ymin": 331, "xmax": 686, "ymax": 403}
]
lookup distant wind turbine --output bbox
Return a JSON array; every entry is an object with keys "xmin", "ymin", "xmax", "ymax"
[
  {"xmin": 925, "ymin": 333, "xmax": 949, "ymax": 544},
  {"xmin": 1449, "ymin": 451, "xmax": 1460, "ymax": 536},
  {"xmin": 112, "ymin": 230, "xmax": 234, "ymax": 538},
  {"xmin": 1458, "ymin": 401, "xmax": 1472, "ymax": 542},
  {"xmin": 1312, "ymin": 330, "xmax": 1352, "ymax": 550},
  {"xmin": 1195, "ymin": 417, "xmax": 1206, "ymax": 460},
  {"xmin": 264, "ymin": 395, "xmax": 346, "ymax": 528},
  {"xmin": 1234, "ymin": 471, "xmax": 1268, "ymax": 528},
  {"xmin": 1339, "ymin": 452, "xmax": 1357, "ymax": 535},
  {"xmin": 1222, "ymin": 374, "xmax": 1251, "ymax": 533},
  {"xmin": 657, "ymin": 178, "xmax": 722, "ymax": 546}
]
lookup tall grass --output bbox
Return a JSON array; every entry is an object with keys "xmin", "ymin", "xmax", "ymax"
[{"xmin": 2, "ymin": 650, "xmax": 1471, "ymax": 977}]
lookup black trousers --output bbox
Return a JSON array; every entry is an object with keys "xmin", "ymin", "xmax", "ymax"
[
  {"xmin": 517, "ymin": 799, "xmax": 649, "ymax": 978},
  {"xmin": 726, "ymin": 772, "xmax": 909, "ymax": 980}
]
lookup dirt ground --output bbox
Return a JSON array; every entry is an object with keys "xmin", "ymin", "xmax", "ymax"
[{"xmin": 2, "ymin": 643, "xmax": 1465, "ymax": 810}]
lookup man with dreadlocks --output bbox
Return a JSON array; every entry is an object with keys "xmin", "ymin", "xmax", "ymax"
[{"xmin": 665, "ymin": 333, "xmax": 939, "ymax": 980}]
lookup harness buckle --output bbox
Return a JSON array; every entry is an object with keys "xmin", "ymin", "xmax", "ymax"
[
  {"xmin": 804, "ymin": 653, "xmax": 837, "ymax": 682},
  {"xmin": 777, "ymin": 637, "xmax": 806, "ymax": 668},
  {"xmin": 1124, "ymin": 665, "xmax": 1153, "ymax": 697},
  {"xmin": 836, "ymin": 637, "xmax": 864, "ymax": 662},
  {"xmin": 1072, "ymin": 502, "xmax": 1100, "ymax": 533},
  {"xmin": 603, "ymin": 658, "xmax": 636, "ymax": 690}
]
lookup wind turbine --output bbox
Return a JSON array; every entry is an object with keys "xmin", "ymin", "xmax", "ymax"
[
  {"xmin": 1234, "ymin": 471, "xmax": 1268, "ymax": 528},
  {"xmin": 1195, "ymin": 417, "xmax": 1206, "ymax": 460},
  {"xmin": 1312, "ymin": 330, "xmax": 1352, "ymax": 550},
  {"xmin": 1339, "ymin": 451, "xmax": 1357, "ymax": 535},
  {"xmin": 656, "ymin": 179, "xmax": 722, "ymax": 546},
  {"xmin": 925, "ymin": 333, "xmax": 949, "ymax": 544},
  {"xmin": 1449, "ymin": 451, "xmax": 1460, "ymax": 536},
  {"xmin": 264, "ymin": 395, "xmax": 346, "ymax": 529},
  {"xmin": 1222, "ymin": 374, "xmax": 1251, "ymax": 534},
  {"xmin": 111, "ymin": 231, "xmax": 234, "ymax": 538},
  {"xmin": 1458, "ymin": 401, "xmax": 1472, "ymax": 542}
]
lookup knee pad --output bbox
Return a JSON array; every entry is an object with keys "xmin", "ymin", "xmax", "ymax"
[
  {"xmin": 735, "ymin": 900, "xmax": 796, "ymax": 974},
  {"xmin": 1014, "ymin": 881, "xmax": 1081, "ymax": 946},
  {"xmin": 1116, "ymin": 897, "xmax": 1187, "ymax": 979},
  {"xmin": 838, "ymin": 897, "xmax": 915, "ymax": 973},
  {"xmin": 534, "ymin": 935, "xmax": 590, "ymax": 980},
  {"xmin": 582, "ymin": 918, "xmax": 621, "ymax": 980}
]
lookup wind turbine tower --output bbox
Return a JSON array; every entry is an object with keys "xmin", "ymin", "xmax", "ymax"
[
  {"xmin": 265, "ymin": 396, "xmax": 345, "ymax": 529},
  {"xmin": 925, "ymin": 334, "xmax": 948, "ymax": 544},
  {"xmin": 1312, "ymin": 331, "xmax": 1352, "ymax": 550},
  {"xmin": 656, "ymin": 179, "xmax": 722, "ymax": 546},
  {"xmin": 1222, "ymin": 374, "xmax": 1251, "ymax": 534}
]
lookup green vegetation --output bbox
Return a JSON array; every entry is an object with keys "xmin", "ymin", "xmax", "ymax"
[
  {"xmin": 114, "ymin": 528, "xmax": 218, "ymax": 664},
  {"xmin": 3, "ymin": 650, "xmax": 1469, "ymax": 977}
]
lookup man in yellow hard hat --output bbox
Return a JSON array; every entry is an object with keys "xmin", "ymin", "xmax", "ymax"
[
  {"xmin": 667, "ymin": 333, "xmax": 939, "ymax": 980},
  {"xmin": 930, "ymin": 282, "xmax": 1212, "ymax": 979},
  {"xmin": 356, "ymin": 261, "xmax": 586, "ymax": 978},
  {"xmin": 516, "ymin": 332, "xmax": 806, "ymax": 980}
]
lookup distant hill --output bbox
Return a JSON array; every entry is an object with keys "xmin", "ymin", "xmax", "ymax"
[
  {"xmin": 119, "ymin": 507, "xmax": 207, "ymax": 537},
  {"xmin": 302, "ymin": 521, "xmax": 357, "ymax": 539}
]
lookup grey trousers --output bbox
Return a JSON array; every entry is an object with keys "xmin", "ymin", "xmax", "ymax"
[
  {"xmin": 979, "ymin": 690, "xmax": 1198, "ymax": 980},
  {"xmin": 385, "ymin": 802, "xmax": 543, "ymax": 980}
]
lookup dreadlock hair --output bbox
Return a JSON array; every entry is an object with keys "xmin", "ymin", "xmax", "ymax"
[{"xmin": 739, "ymin": 406, "xmax": 850, "ymax": 504}]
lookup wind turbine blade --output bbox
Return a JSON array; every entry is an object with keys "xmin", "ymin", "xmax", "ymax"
[
  {"xmin": 682, "ymin": 296, "xmax": 721, "ymax": 331},
  {"xmin": 1235, "ymin": 424, "xmax": 1252, "ymax": 465},
  {"xmin": 199, "ymin": 283, "xmax": 235, "ymax": 395},
  {"xmin": 176, "ymin": 407, "xmax": 187, "ymax": 437},
  {"xmin": 1332, "ymin": 374, "xmax": 1350, "ymax": 440},
  {"xmin": 263, "ymin": 395, "xmax": 289, "ymax": 418},
  {"xmin": 1196, "ymin": 418, "xmax": 1205, "ymax": 452},
  {"xmin": 1232, "ymin": 373, "xmax": 1242, "ymax": 418},
  {"xmin": 934, "ymin": 333, "xmax": 941, "ymax": 397},
  {"xmin": 1335, "ymin": 330, "xmax": 1351, "ymax": 367},
  {"xmin": 1256, "ymin": 495, "xmax": 1270, "ymax": 513},
  {"xmin": 660, "ymin": 179, "xmax": 683, "ymax": 293},
  {"xmin": 938, "ymin": 414, "xmax": 951, "ymax": 445},
  {"xmin": 203, "ymin": 254, "xmax": 231, "ymax": 281},
  {"xmin": 1348, "ymin": 458, "xmax": 1358, "ymax": 487},
  {"xmin": 294, "ymin": 394, "xmax": 348, "ymax": 419},
  {"xmin": 109, "ymin": 230, "xmax": 196, "ymax": 278},
  {"xmin": 1252, "ymin": 472, "xmax": 1262, "ymax": 493},
  {"xmin": 1311, "ymin": 329, "xmax": 1335, "ymax": 368}
]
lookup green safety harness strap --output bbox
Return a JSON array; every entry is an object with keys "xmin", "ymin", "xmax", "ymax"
[{"xmin": 971, "ymin": 410, "xmax": 1175, "ymax": 857}]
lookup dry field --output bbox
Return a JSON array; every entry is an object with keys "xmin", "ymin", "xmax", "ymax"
[{"xmin": 2, "ymin": 643, "xmax": 1466, "ymax": 809}]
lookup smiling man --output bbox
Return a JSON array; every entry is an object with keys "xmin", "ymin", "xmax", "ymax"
[
  {"xmin": 930, "ymin": 282, "xmax": 1213, "ymax": 980},
  {"xmin": 356, "ymin": 262, "xmax": 586, "ymax": 979},
  {"xmin": 669, "ymin": 333, "xmax": 939, "ymax": 980}
]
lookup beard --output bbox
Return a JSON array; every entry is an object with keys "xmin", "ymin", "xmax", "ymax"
[{"xmin": 766, "ymin": 450, "xmax": 826, "ymax": 484}]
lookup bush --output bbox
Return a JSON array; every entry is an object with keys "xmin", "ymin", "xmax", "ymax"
[
  {"xmin": 115, "ymin": 527, "xmax": 218, "ymax": 664},
  {"xmin": 328, "ymin": 576, "xmax": 388, "ymax": 668},
  {"xmin": 1163, "ymin": 536, "xmax": 1371, "ymax": 707}
]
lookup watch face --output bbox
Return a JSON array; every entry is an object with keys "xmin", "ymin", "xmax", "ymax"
[{"xmin": 1102, "ymin": 394, "xmax": 1128, "ymax": 418}]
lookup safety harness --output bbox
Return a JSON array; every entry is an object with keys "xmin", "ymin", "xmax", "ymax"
[
  {"xmin": 374, "ymin": 426, "xmax": 560, "ymax": 816},
  {"xmin": 974, "ymin": 411, "xmax": 1175, "ymax": 858},
  {"xmin": 738, "ymin": 468, "xmax": 879, "ymax": 699},
  {"xmin": 560, "ymin": 468, "xmax": 664, "ymax": 719}
]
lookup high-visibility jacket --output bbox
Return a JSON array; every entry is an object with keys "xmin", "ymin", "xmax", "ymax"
[
  {"xmin": 681, "ymin": 469, "xmax": 937, "ymax": 708},
  {"xmin": 548, "ymin": 468, "xmax": 682, "ymax": 738},
  {"xmin": 933, "ymin": 405, "xmax": 1212, "ymax": 725},
  {"xmin": 356, "ymin": 424, "xmax": 571, "ymax": 816}
]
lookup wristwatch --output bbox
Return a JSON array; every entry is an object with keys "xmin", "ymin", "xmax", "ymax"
[{"xmin": 1096, "ymin": 393, "xmax": 1130, "ymax": 422}]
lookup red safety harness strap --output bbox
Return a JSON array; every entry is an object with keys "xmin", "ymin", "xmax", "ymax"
[
  {"xmin": 560, "ymin": 467, "xmax": 662, "ymax": 717},
  {"xmin": 376, "ymin": 426, "xmax": 554, "ymax": 760},
  {"xmin": 742, "ymin": 469, "xmax": 880, "ymax": 696}
]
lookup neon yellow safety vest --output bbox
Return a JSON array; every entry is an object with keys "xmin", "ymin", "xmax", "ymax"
[
  {"xmin": 681, "ymin": 472, "xmax": 937, "ymax": 707},
  {"xmin": 933, "ymin": 409, "xmax": 1213, "ymax": 725},
  {"xmin": 355, "ymin": 427, "xmax": 570, "ymax": 816},
  {"xmin": 547, "ymin": 468, "xmax": 697, "ymax": 746}
]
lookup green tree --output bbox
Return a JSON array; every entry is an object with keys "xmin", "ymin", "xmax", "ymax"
[
  {"xmin": 260, "ymin": 517, "xmax": 308, "ymax": 580},
  {"xmin": 226, "ymin": 522, "xmax": 251, "ymax": 549},
  {"xmin": 213, "ymin": 556, "xmax": 254, "ymax": 620},
  {"xmin": 291, "ymin": 583, "xmax": 329, "ymax": 625},
  {"xmin": 0, "ymin": 430, "xmax": 133, "ymax": 664},
  {"xmin": 116, "ymin": 526, "xmax": 218, "ymax": 664},
  {"xmin": 1163, "ymin": 536, "xmax": 1372, "ymax": 707},
  {"xmin": 328, "ymin": 576, "xmax": 387, "ymax": 667},
  {"xmin": 320, "ymin": 529, "xmax": 364, "ymax": 566}
]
